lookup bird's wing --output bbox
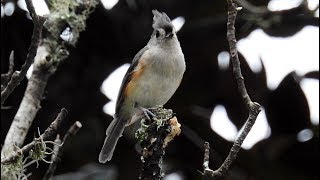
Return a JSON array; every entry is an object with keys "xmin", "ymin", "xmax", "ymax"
[{"xmin": 115, "ymin": 46, "xmax": 149, "ymax": 115}]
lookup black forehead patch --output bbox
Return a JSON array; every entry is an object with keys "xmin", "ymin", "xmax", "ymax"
[{"xmin": 164, "ymin": 26, "xmax": 173, "ymax": 34}]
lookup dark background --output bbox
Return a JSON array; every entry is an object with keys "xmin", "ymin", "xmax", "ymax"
[{"xmin": 1, "ymin": 0, "xmax": 319, "ymax": 179}]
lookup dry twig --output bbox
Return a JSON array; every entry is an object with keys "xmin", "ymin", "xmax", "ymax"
[
  {"xmin": 1, "ymin": 0, "xmax": 96, "ymax": 159},
  {"xmin": 234, "ymin": 0, "xmax": 268, "ymax": 14},
  {"xmin": 42, "ymin": 135, "xmax": 62, "ymax": 180},
  {"xmin": 43, "ymin": 121, "xmax": 82, "ymax": 180},
  {"xmin": 1, "ymin": 51, "xmax": 15, "ymax": 92},
  {"xmin": 202, "ymin": 0, "xmax": 261, "ymax": 179},
  {"xmin": 1, "ymin": 108, "xmax": 68, "ymax": 164},
  {"xmin": 1, "ymin": 0, "xmax": 47, "ymax": 106}
]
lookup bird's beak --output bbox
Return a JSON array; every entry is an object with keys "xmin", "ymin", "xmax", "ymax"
[{"xmin": 166, "ymin": 32, "xmax": 174, "ymax": 38}]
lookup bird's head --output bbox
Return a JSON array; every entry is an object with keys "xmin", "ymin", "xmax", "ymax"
[{"xmin": 152, "ymin": 10, "xmax": 176, "ymax": 41}]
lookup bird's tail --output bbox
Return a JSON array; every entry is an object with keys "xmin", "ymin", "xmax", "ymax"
[{"xmin": 99, "ymin": 117, "xmax": 127, "ymax": 163}]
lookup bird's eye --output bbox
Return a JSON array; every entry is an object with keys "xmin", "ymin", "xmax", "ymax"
[{"xmin": 156, "ymin": 30, "xmax": 160, "ymax": 38}]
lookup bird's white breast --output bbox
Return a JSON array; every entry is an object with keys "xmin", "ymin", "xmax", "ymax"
[{"xmin": 130, "ymin": 40, "xmax": 185, "ymax": 108}]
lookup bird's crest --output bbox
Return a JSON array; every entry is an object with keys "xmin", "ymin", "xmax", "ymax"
[{"xmin": 152, "ymin": 10, "xmax": 173, "ymax": 30}]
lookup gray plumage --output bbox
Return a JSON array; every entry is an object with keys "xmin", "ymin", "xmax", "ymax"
[
  {"xmin": 99, "ymin": 10, "xmax": 185, "ymax": 163},
  {"xmin": 152, "ymin": 10, "xmax": 173, "ymax": 30}
]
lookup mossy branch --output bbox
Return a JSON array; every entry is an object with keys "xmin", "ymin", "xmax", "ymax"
[
  {"xmin": 136, "ymin": 106, "xmax": 181, "ymax": 180},
  {"xmin": 1, "ymin": 0, "xmax": 97, "ymax": 160}
]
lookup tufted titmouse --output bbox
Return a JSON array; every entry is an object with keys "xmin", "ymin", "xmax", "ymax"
[{"xmin": 99, "ymin": 10, "xmax": 186, "ymax": 163}]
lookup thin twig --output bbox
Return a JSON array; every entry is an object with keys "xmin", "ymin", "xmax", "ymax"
[
  {"xmin": 62, "ymin": 121, "xmax": 82, "ymax": 143},
  {"xmin": 202, "ymin": 0, "xmax": 261, "ymax": 179},
  {"xmin": 42, "ymin": 135, "xmax": 61, "ymax": 180},
  {"xmin": 1, "ymin": 108, "xmax": 68, "ymax": 164},
  {"xmin": 1, "ymin": 0, "xmax": 96, "ymax": 162},
  {"xmin": 203, "ymin": 142, "xmax": 210, "ymax": 170},
  {"xmin": 43, "ymin": 121, "xmax": 82, "ymax": 180},
  {"xmin": 234, "ymin": 0, "xmax": 269, "ymax": 14},
  {"xmin": 41, "ymin": 109, "xmax": 69, "ymax": 141},
  {"xmin": 202, "ymin": 142, "xmax": 214, "ymax": 180},
  {"xmin": 1, "ymin": 0, "xmax": 47, "ymax": 106},
  {"xmin": 25, "ymin": 0, "xmax": 39, "ymax": 22},
  {"xmin": 1, "ymin": 51, "xmax": 15, "ymax": 92}
]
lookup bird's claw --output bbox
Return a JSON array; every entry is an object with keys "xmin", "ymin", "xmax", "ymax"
[{"xmin": 140, "ymin": 107, "xmax": 156, "ymax": 121}]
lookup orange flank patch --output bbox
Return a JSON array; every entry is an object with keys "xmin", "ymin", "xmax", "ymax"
[{"xmin": 124, "ymin": 59, "xmax": 146, "ymax": 96}]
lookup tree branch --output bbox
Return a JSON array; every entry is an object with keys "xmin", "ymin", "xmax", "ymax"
[
  {"xmin": 1, "ymin": 108, "xmax": 68, "ymax": 164},
  {"xmin": 234, "ymin": 0, "xmax": 268, "ymax": 14},
  {"xmin": 136, "ymin": 106, "xmax": 181, "ymax": 180},
  {"xmin": 43, "ymin": 121, "xmax": 82, "ymax": 180},
  {"xmin": 1, "ymin": 0, "xmax": 97, "ymax": 159},
  {"xmin": 202, "ymin": 0, "xmax": 261, "ymax": 179},
  {"xmin": 43, "ymin": 135, "xmax": 62, "ymax": 180},
  {"xmin": 1, "ymin": 51, "xmax": 14, "ymax": 92},
  {"xmin": 1, "ymin": 0, "xmax": 47, "ymax": 106}
]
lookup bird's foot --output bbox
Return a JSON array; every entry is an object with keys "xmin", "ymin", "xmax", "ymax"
[{"xmin": 139, "ymin": 107, "xmax": 156, "ymax": 121}]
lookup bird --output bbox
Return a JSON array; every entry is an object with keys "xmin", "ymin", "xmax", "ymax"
[{"xmin": 99, "ymin": 10, "xmax": 186, "ymax": 163}]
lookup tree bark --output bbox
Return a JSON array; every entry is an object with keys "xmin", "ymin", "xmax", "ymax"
[{"xmin": 1, "ymin": 61, "xmax": 51, "ymax": 157}]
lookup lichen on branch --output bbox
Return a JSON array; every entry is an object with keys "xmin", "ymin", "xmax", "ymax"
[
  {"xmin": 1, "ymin": 0, "xmax": 97, "ymax": 171},
  {"xmin": 136, "ymin": 106, "xmax": 181, "ymax": 180},
  {"xmin": 40, "ymin": 0, "xmax": 97, "ymax": 73}
]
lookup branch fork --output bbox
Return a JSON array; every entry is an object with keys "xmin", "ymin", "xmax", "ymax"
[{"xmin": 202, "ymin": 0, "xmax": 262, "ymax": 179}]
